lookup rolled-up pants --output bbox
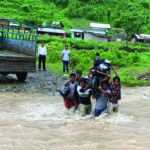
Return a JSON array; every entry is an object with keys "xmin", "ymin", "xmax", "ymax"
[{"xmin": 64, "ymin": 97, "xmax": 77, "ymax": 109}]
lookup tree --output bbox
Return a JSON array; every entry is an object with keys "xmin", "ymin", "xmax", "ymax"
[{"xmin": 113, "ymin": 4, "xmax": 149, "ymax": 43}]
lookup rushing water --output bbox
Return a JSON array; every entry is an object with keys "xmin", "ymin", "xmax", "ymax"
[{"xmin": 0, "ymin": 87, "xmax": 150, "ymax": 150}]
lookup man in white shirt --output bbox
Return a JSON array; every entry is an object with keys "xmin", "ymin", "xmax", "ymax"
[
  {"xmin": 38, "ymin": 42, "xmax": 47, "ymax": 71},
  {"xmin": 61, "ymin": 45, "xmax": 71, "ymax": 74}
]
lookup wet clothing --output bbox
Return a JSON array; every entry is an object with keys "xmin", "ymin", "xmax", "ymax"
[
  {"xmin": 77, "ymin": 86, "xmax": 92, "ymax": 116},
  {"xmin": 64, "ymin": 97, "xmax": 77, "ymax": 109},
  {"xmin": 63, "ymin": 81, "xmax": 78, "ymax": 109},
  {"xmin": 95, "ymin": 89, "xmax": 110, "ymax": 110},
  {"xmin": 95, "ymin": 107, "xmax": 107, "ymax": 117},
  {"xmin": 109, "ymin": 82, "xmax": 121, "ymax": 114},
  {"xmin": 80, "ymin": 104, "xmax": 92, "ymax": 116},
  {"xmin": 110, "ymin": 83, "xmax": 121, "ymax": 104},
  {"xmin": 64, "ymin": 81, "xmax": 78, "ymax": 99},
  {"xmin": 108, "ymin": 102, "xmax": 119, "ymax": 114},
  {"xmin": 77, "ymin": 86, "xmax": 92, "ymax": 105}
]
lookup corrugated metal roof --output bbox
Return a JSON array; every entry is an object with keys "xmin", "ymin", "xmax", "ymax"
[
  {"xmin": 90, "ymin": 23, "xmax": 111, "ymax": 29},
  {"xmin": 71, "ymin": 28, "xmax": 84, "ymax": 32},
  {"xmin": 85, "ymin": 29, "xmax": 106, "ymax": 35},
  {"xmin": 135, "ymin": 34, "xmax": 143, "ymax": 39},
  {"xmin": 140, "ymin": 34, "xmax": 150, "ymax": 39},
  {"xmin": 38, "ymin": 28, "xmax": 65, "ymax": 34}
]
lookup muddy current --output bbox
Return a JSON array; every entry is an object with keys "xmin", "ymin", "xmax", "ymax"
[{"xmin": 0, "ymin": 72, "xmax": 150, "ymax": 150}]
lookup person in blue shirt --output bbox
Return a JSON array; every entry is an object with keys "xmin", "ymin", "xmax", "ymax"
[{"xmin": 95, "ymin": 81, "xmax": 110, "ymax": 117}]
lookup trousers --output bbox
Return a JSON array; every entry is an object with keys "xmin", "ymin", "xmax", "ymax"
[
  {"xmin": 63, "ymin": 61, "xmax": 69, "ymax": 73},
  {"xmin": 39, "ymin": 55, "xmax": 46, "ymax": 70}
]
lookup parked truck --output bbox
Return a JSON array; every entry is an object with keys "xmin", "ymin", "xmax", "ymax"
[{"xmin": 0, "ymin": 18, "xmax": 38, "ymax": 82}]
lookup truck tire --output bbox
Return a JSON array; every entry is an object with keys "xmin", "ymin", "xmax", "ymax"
[{"xmin": 16, "ymin": 72, "xmax": 27, "ymax": 82}]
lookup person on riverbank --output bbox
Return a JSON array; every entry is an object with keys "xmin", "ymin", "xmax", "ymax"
[
  {"xmin": 77, "ymin": 78, "xmax": 92, "ymax": 116},
  {"xmin": 108, "ymin": 66, "xmax": 121, "ymax": 114},
  {"xmin": 63, "ymin": 73, "xmax": 78, "ymax": 109},
  {"xmin": 61, "ymin": 45, "xmax": 71, "ymax": 74},
  {"xmin": 38, "ymin": 42, "xmax": 47, "ymax": 71},
  {"xmin": 95, "ymin": 81, "xmax": 110, "ymax": 117}
]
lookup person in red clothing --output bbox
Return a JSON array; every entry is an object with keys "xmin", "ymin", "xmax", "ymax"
[{"xmin": 63, "ymin": 73, "xmax": 78, "ymax": 109}]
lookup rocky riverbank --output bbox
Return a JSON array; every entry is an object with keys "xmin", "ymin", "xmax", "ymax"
[{"xmin": 0, "ymin": 70, "xmax": 68, "ymax": 96}]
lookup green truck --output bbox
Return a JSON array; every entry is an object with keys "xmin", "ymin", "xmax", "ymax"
[{"xmin": 0, "ymin": 18, "xmax": 38, "ymax": 82}]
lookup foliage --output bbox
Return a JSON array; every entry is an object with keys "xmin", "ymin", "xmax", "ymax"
[
  {"xmin": 38, "ymin": 35, "xmax": 150, "ymax": 86},
  {"xmin": 1, "ymin": 0, "xmax": 150, "ymax": 34}
]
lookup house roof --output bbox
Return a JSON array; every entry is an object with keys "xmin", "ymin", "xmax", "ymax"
[
  {"xmin": 85, "ymin": 29, "xmax": 106, "ymax": 35},
  {"xmin": 134, "ymin": 34, "xmax": 143, "ymax": 40},
  {"xmin": 140, "ymin": 34, "xmax": 150, "ymax": 40},
  {"xmin": 38, "ymin": 27, "xmax": 65, "ymax": 34},
  {"xmin": 90, "ymin": 23, "xmax": 111, "ymax": 29},
  {"xmin": 134, "ymin": 34, "xmax": 150, "ymax": 40},
  {"xmin": 71, "ymin": 28, "xmax": 84, "ymax": 32},
  {"xmin": 71, "ymin": 28, "xmax": 107, "ymax": 36}
]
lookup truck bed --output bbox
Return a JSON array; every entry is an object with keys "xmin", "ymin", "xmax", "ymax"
[
  {"xmin": 0, "ymin": 50, "xmax": 36, "ymax": 73},
  {"xmin": 0, "ymin": 50, "xmax": 34, "ymax": 60}
]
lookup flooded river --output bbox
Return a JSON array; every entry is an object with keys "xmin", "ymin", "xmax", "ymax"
[{"xmin": 0, "ymin": 87, "xmax": 150, "ymax": 150}]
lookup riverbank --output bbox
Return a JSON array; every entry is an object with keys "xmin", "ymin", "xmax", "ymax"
[
  {"xmin": 0, "ymin": 70, "xmax": 67, "ymax": 96},
  {"xmin": 38, "ymin": 35, "xmax": 150, "ymax": 86}
]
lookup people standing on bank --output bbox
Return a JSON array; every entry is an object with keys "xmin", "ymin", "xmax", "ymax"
[
  {"xmin": 63, "ymin": 73, "xmax": 78, "ymax": 110},
  {"xmin": 61, "ymin": 45, "xmax": 71, "ymax": 74},
  {"xmin": 108, "ymin": 66, "xmax": 121, "ymax": 114},
  {"xmin": 38, "ymin": 42, "xmax": 47, "ymax": 71}
]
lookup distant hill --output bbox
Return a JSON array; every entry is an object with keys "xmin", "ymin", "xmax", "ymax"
[{"xmin": 1, "ymin": 0, "xmax": 150, "ymax": 33}]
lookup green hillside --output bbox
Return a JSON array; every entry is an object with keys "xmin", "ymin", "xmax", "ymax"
[
  {"xmin": 1, "ymin": 0, "xmax": 150, "ymax": 33},
  {"xmin": 1, "ymin": 0, "xmax": 150, "ymax": 86}
]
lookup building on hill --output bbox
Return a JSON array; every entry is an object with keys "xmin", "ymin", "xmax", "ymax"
[
  {"xmin": 70, "ymin": 28, "xmax": 84, "ymax": 40},
  {"xmin": 71, "ymin": 27, "xmax": 109, "ymax": 43},
  {"xmin": 132, "ymin": 34, "xmax": 150, "ymax": 43},
  {"xmin": 38, "ymin": 21, "xmax": 66, "ymax": 37},
  {"xmin": 84, "ymin": 29, "xmax": 108, "ymax": 43},
  {"xmin": 38, "ymin": 27, "xmax": 66, "ymax": 37}
]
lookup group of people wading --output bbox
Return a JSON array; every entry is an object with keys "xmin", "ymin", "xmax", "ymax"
[
  {"xmin": 61, "ymin": 52, "xmax": 121, "ymax": 117},
  {"xmin": 37, "ymin": 43, "xmax": 121, "ymax": 117}
]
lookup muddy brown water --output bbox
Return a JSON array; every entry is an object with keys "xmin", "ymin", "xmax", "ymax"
[{"xmin": 0, "ymin": 87, "xmax": 150, "ymax": 150}]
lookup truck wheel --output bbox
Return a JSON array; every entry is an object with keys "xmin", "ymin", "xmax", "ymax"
[{"xmin": 16, "ymin": 72, "xmax": 27, "ymax": 82}]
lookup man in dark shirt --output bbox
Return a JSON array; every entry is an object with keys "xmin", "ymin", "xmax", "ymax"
[
  {"xmin": 93, "ymin": 52, "xmax": 102, "ymax": 68},
  {"xmin": 77, "ymin": 78, "xmax": 92, "ymax": 116}
]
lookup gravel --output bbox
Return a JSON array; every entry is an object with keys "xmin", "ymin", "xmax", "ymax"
[{"xmin": 0, "ymin": 70, "xmax": 68, "ymax": 96}]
